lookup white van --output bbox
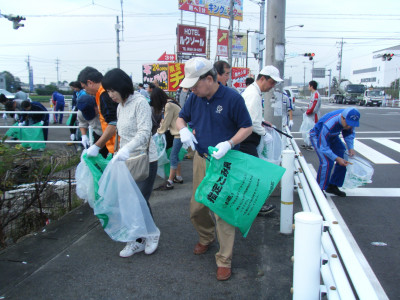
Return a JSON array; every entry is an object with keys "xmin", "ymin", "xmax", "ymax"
[{"xmin": 284, "ymin": 86, "xmax": 300, "ymax": 98}]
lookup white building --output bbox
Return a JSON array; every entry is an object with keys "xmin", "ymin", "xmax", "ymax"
[{"xmin": 350, "ymin": 45, "xmax": 400, "ymax": 87}]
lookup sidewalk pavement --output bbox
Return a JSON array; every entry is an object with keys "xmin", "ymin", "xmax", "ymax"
[{"xmin": 0, "ymin": 158, "xmax": 302, "ymax": 300}]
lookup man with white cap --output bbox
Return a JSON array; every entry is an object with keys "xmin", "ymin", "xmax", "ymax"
[
  {"xmin": 240, "ymin": 65, "xmax": 283, "ymax": 216},
  {"xmin": 309, "ymin": 107, "xmax": 361, "ymax": 197},
  {"xmin": 176, "ymin": 57, "xmax": 253, "ymax": 281}
]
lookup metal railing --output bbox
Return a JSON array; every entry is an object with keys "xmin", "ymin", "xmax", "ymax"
[
  {"xmin": 280, "ymin": 127, "xmax": 388, "ymax": 300},
  {"xmin": 0, "ymin": 110, "xmax": 91, "ymax": 145}
]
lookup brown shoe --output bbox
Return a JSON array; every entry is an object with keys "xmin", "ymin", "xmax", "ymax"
[
  {"xmin": 193, "ymin": 242, "xmax": 209, "ymax": 255},
  {"xmin": 216, "ymin": 267, "xmax": 231, "ymax": 281}
]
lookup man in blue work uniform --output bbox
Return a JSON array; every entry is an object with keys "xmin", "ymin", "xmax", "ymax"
[
  {"xmin": 176, "ymin": 57, "xmax": 252, "ymax": 281},
  {"xmin": 20, "ymin": 100, "xmax": 49, "ymax": 141},
  {"xmin": 309, "ymin": 108, "xmax": 361, "ymax": 197},
  {"xmin": 52, "ymin": 91, "xmax": 65, "ymax": 124}
]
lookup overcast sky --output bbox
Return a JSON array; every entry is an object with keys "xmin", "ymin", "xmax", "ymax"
[{"xmin": 1, "ymin": 0, "xmax": 400, "ymax": 89}]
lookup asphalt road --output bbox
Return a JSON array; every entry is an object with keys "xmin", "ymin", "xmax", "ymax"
[
  {"xmin": 1, "ymin": 99, "xmax": 399, "ymax": 298},
  {"xmin": 292, "ymin": 99, "xmax": 400, "ymax": 300}
]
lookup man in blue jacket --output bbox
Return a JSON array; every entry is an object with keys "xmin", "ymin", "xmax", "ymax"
[
  {"xmin": 52, "ymin": 91, "xmax": 65, "ymax": 124},
  {"xmin": 309, "ymin": 108, "xmax": 361, "ymax": 197},
  {"xmin": 20, "ymin": 100, "xmax": 49, "ymax": 141}
]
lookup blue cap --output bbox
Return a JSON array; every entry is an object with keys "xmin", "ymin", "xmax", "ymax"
[
  {"xmin": 342, "ymin": 108, "xmax": 360, "ymax": 127},
  {"xmin": 77, "ymin": 95, "xmax": 96, "ymax": 121}
]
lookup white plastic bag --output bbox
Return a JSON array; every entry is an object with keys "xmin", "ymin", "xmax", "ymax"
[
  {"xmin": 299, "ymin": 113, "xmax": 314, "ymax": 146},
  {"xmin": 95, "ymin": 160, "xmax": 160, "ymax": 242},
  {"xmin": 257, "ymin": 127, "xmax": 282, "ymax": 165},
  {"xmin": 75, "ymin": 153, "xmax": 95, "ymax": 208},
  {"xmin": 342, "ymin": 154, "xmax": 374, "ymax": 189}
]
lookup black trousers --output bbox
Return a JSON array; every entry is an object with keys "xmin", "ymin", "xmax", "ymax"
[{"xmin": 239, "ymin": 132, "xmax": 261, "ymax": 158}]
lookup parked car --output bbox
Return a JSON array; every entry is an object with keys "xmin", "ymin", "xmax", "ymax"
[
  {"xmin": 0, "ymin": 89, "xmax": 15, "ymax": 100},
  {"xmin": 284, "ymin": 89, "xmax": 296, "ymax": 111}
]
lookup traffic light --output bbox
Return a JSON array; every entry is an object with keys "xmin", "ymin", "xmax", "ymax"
[
  {"xmin": 304, "ymin": 53, "xmax": 315, "ymax": 60},
  {"xmin": 382, "ymin": 53, "xmax": 394, "ymax": 61}
]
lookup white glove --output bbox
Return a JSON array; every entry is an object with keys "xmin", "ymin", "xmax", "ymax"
[
  {"xmin": 263, "ymin": 132, "xmax": 273, "ymax": 144},
  {"xmin": 70, "ymin": 133, "xmax": 75, "ymax": 141},
  {"xmin": 211, "ymin": 141, "xmax": 231, "ymax": 160},
  {"xmin": 112, "ymin": 147, "xmax": 130, "ymax": 163},
  {"xmin": 14, "ymin": 114, "xmax": 19, "ymax": 121},
  {"xmin": 179, "ymin": 127, "xmax": 198, "ymax": 150},
  {"xmin": 81, "ymin": 135, "xmax": 90, "ymax": 148},
  {"xmin": 86, "ymin": 144, "xmax": 100, "ymax": 157},
  {"xmin": 18, "ymin": 122, "xmax": 25, "ymax": 127},
  {"xmin": 289, "ymin": 120, "xmax": 294, "ymax": 129},
  {"xmin": 2, "ymin": 113, "xmax": 7, "ymax": 120},
  {"xmin": 40, "ymin": 121, "xmax": 44, "ymax": 125}
]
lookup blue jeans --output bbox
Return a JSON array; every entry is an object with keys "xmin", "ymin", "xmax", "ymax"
[
  {"xmin": 170, "ymin": 138, "xmax": 183, "ymax": 169},
  {"xmin": 136, "ymin": 160, "xmax": 158, "ymax": 217},
  {"xmin": 55, "ymin": 103, "xmax": 64, "ymax": 123}
]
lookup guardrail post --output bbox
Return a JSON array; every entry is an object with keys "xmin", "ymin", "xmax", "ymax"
[
  {"xmin": 280, "ymin": 149, "xmax": 295, "ymax": 234},
  {"xmin": 293, "ymin": 212, "xmax": 323, "ymax": 300}
]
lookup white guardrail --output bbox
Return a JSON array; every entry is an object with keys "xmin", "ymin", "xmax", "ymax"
[
  {"xmin": 280, "ymin": 127, "xmax": 388, "ymax": 300},
  {"xmin": 0, "ymin": 110, "xmax": 95, "ymax": 145}
]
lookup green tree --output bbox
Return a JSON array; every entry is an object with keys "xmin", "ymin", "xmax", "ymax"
[{"xmin": 1, "ymin": 71, "xmax": 17, "ymax": 92}]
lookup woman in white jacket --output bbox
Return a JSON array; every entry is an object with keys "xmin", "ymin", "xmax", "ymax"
[{"xmin": 102, "ymin": 68, "xmax": 159, "ymax": 258}]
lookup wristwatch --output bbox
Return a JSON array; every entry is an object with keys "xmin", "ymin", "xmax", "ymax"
[{"xmin": 228, "ymin": 139, "xmax": 235, "ymax": 149}]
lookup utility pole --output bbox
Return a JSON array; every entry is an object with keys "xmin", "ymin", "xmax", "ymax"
[
  {"xmin": 227, "ymin": 0, "xmax": 234, "ymax": 87},
  {"xmin": 265, "ymin": 0, "xmax": 286, "ymax": 130},
  {"xmin": 116, "ymin": 16, "xmax": 121, "ymax": 68},
  {"xmin": 26, "ymin": 55, "xmax": 34, "ymax": 93},
  {"xmin": 328, "ymin": 69, "xmax": 332, "ymax": 98},
  {"xmin": 55, "ymin": 58, "xmax": 60, "ymax": 87},
  {"xmin": 337, "ymin": 38, "xmax": 344, "ymax": 82},
  {"xmin": 258, "ymin": 0, "xmax": 265, "ymax": 71},
  {"xmin": 207, "ymin": 15, "xmax": 211, "ymax": 59}
]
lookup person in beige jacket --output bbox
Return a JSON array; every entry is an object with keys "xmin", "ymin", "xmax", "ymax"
[{"xmin": 151, "ymin": 87, "xmax": 184, "ymax": 190}]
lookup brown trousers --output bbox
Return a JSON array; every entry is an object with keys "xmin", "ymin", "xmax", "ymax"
[{"xmin": 190, "ymin": 152, "xmax": 235, "ymax": 267}]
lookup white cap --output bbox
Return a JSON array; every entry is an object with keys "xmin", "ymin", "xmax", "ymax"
[
  {"xmin": 180, "ymin": 57, "xmax": 214, "ymax": 88},
  {"xmin": 259, "ymin": 65, "xmax": 283, "ymax": 82}
]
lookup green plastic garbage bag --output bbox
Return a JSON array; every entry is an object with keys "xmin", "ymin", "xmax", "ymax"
[
  {"xmin": 82, "ymin": 152, "xmax": 112, "ymax": 201},
  {"xmin": 195, "ymin": 147, "xmax": 286, "ymax": 237},
  {"xmin": 5, "ymin": 122, "xmax": 46, "ymax": 150}
]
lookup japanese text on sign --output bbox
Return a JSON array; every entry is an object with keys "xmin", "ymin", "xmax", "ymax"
[
  {"xmin": 178, "ymin": 0, "xmax": 243, "ymax": 21},
  {"xmin": 142, "ymin": 63, "xmax": 168, "ymax": 90},
  {"xmin": 177, "ymin": 24, "xmax": 207, "ymax": 55},
  {"xmin": 168, "ymin": 63, "xmax": 185, "ymax": 92}
]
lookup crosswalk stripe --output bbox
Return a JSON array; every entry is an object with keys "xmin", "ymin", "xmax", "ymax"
[
  {"xmin": 373, "ymin": 138, "xmax": 400, "ymax": 153},
  {"xmin": 354, "ymin": 140, "xmax": 399, "ymax": 164},
  {"xmin": 341, "ymin": 188, "xmax": 400, "ymax": 197}
]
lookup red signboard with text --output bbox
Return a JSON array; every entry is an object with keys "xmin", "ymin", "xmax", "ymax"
[
  {"xmin": 168, "ymin": 63, "xmax": 185, "ymax": 91},
  {"xmin": 177, "ymin": 24, "xmax": 206, "ymax": 55},
  {"xmin": 231, "ymin": 67, "xmax": 250, "ymax": 92}
]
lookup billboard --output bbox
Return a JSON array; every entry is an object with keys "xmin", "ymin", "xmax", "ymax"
[
  {"xmin": 142, "ymin": 63, "xmax": 168, "ymax": 90},
  {"xmin": 217, "ymin": 30, "xmax": 247, "ymax": 58},
  {"xmin": 168, "ymin": 63, "xmax": 185, "ymax": 92},
  {"xmin": 178, "ymin": 0, "xmax": 243, "ymax": 21},
  {"xmin": 177, "ymin": 24, "xmax": 207, "ymax": 55},
  {"xmin": 231, "ymin": 67, "xmax": 250, "ymax": 93}
]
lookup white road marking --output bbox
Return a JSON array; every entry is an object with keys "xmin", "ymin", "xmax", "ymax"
[
  {"xmin": 307, "ymin": 164, "xmax": 389, "ymax": 299},
  {"xmin": 341, "ymin": 188, "xmax": 400, "ymax": 197},
  {"xmin": 354, "ymin": 140, "xmax": 399, "ymax": 164},
  {"xmin": 373, "ymin": 138, "xmax": 400, "ymax": 153}
]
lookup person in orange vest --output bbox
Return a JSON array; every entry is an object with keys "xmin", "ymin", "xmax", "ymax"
[{"xmin": 77, "ymin": 66, "xmax": 118, "ymax": 157}]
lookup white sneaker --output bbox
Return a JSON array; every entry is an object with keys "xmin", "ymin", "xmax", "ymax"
[
  {"xmin": 145, "ymin": 235, "xmax": 159, "ymax": 255},
  {"xmin": 119, "ymin": 241, "xmax": 145, "ymax": 258}
]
